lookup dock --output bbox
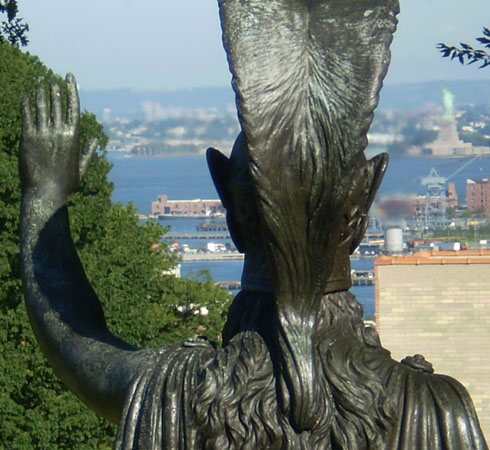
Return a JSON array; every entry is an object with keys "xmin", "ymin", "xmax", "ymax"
[
  {"xmin": 181, "ymin": 252, "xmax": 244, "ymax": 262},
  {"xmin": 352, "ymin": 277, "xmax": 374, "ymax": 286},
  {"xmin": 197, "ymin": 223, "xmax": 229, "ymax": 232},
  {"xmin": 351, "ymin": 270, "xmax": 375, "ymax": 286},
  {"xmin": 215, "ymin": 270, "xmax": 375, "ymax": 291},
  {"xmin": 215, "ymin": 281, "xmax": 242, "ymax": 290},
  {"xmin": 166, "ymin": 233, "xmax": 231, "ymax": 240}
]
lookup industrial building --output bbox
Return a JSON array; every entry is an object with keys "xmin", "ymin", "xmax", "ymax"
[
  {"xmin": 376, "ymin": 181, "xmax": 458, "ymax": 230},
  {"xmin": 375, "ymin": 250, "xmax": 490, "ymax": 440},
  {"xmin": 151, "ymin": 195, "xmax": 225, "ymax": 217}
]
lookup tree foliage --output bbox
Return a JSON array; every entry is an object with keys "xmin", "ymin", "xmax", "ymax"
[
  {"xmin": 438, "ymin": 27, "xmax": 490, "ymax": 68},
  {"xmin": 0, "ymin": 0, "xmax": 28, "ymax": 46},
  {"xmin": 0, "ymin": 41, "xmax": 231, "ymax": 448}
]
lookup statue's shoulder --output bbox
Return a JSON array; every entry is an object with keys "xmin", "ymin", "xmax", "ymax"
[
  {"xmin": 381, "ymin": 355, "xmax": 488, "ymax": 449},
  {"xmin": 115, "ymin": 340, "xmax": 218, "ymax": 449}
]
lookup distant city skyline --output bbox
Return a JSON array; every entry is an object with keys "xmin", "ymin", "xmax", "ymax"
[{"xmin": 20, "ymin": 0, "xmax": 490, "ymax": 91}]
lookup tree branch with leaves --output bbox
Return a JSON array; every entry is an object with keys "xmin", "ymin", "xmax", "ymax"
[
  {"xmin": 438, "ymin": 27, "xmax": 490, "ymax": 68},
  {"xmin": 0, "ymin": 0, "xmax": 28, "ymax": 46}
]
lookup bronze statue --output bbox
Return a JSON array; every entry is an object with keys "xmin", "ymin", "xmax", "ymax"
[{"xmin": 19, "ymin": 1, "xmax": 488, "ymax": 448}]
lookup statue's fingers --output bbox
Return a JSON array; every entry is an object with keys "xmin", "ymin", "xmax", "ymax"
[
  {"xmin": 21, "ymin": 95, "xmax": 34, "ymax": 134},
  {"xmin": 65, "ymin": 73, "xmax": 80, "ymax": 128},
  {"xmin": 79, "ymin": 139, "xmax": 98, "ymax": 180},
  {"xmin": 50, "ymin": 82, "xmax": 62, "ymax": 127},
  {"xmin": 36, "ymin": 86, "xmax": 48, "ymax": 131}
]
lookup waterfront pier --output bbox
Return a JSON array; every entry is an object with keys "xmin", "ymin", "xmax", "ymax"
[
  {"xmin": 166, "ymin": 232, "xmax": 231, "ymax": 240},
  {"xmin": 215, "ymin": 270, "xmax": 375, "ymax": 291}
]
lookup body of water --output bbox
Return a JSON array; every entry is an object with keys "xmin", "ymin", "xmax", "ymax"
[
  {"xmin": 107, "ymin": 152, "xmax": 490, "ymax": 319},
  {"xmin": 108, "ymin": 152, "xmax": 490, "ymax": 215}
]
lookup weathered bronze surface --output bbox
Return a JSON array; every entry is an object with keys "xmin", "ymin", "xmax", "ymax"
[{"xmin": 19, "ymin": 1, "xmax": 488, "ymax": 448}]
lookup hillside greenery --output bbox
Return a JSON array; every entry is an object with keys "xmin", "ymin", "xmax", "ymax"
[{"xmin": 0, "ymin": 41, "xmax": 231, "ymax": 449}]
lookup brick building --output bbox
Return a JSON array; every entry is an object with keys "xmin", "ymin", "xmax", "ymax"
[
  {"xmin": 447, "ymin": 182, "xmax": 458, "ymax": 209},
  {"xmin": 151, "ymin": 195, "xmax": 225, "ymax": 217},
  {"xmin": 467, "ymin": 178, "xmax": 490, "ymax": 216},
  {"xmin": 375, "ymin": 250, "xmax": 490, "ymax": 439}
]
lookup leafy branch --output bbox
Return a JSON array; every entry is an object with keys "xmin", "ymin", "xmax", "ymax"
[
  {"xmin": 0, "ymin": 0, "xmax": 28, "ymax": 46},
  {"xmin": 438, "ymin": 27, "xmax": 490, "ymax": 68}
]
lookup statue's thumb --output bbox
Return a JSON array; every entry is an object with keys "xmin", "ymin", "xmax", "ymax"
[{"xmin": 80, "ymin": 140, "xmax": 98, "ymax": 180}]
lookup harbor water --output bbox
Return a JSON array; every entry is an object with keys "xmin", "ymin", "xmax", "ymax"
[{"xmin": 107, "ymin": 152, "xmax": 490, "ymax": 319}]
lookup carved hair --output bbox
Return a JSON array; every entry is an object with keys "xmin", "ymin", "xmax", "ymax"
[
  {"xmin": 192, "ymin": 291, "xmax": 394, "ymax": 449},
  {"xmin": 315, "ymin": 291, "xmax": 393, "ymax": 449}
]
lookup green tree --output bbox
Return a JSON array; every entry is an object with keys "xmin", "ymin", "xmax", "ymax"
[
  {"xmin": 0, "ymin": 41, "xmax": 231, "ymax": 448},
  {"xmin": 0, "ymin": 0, "xmax": 28, "ymax": 45},
  {"xmin": 438, "ymin": 27, "xmax": 490, "ymax": 68}
]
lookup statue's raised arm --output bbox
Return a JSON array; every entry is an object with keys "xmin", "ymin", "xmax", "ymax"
[{"xmin": 19, "ymin": 74, "xmax": 150, "ymax": 423}]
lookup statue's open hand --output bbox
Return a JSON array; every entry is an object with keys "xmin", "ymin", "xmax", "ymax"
[{"xmin": 20, "ymin": 73, "xmax": 97, "ymax": 198}]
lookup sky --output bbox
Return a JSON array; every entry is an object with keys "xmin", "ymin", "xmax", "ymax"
[{"xmin": 18, "ymin": 0, "xmax": 490, "ymax": 91}]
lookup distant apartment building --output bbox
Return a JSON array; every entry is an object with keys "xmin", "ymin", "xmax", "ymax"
[
  {"xmin": 467, "ymin": 178, "xmax": 490, "ymax": 216},
  {"xmin": 375, "ymin": 250, "xmax": 490, "ymax": 439},
  {"xmin": 151, "ymin": 195, "xmax": 225, "ymax": 217}
]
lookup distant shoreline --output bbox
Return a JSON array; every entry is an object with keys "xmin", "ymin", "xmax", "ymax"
[
  {"xmin": 181, "ymin": 252, "xmax": 244, "ymax": 262},
  {"xmin": 111, "ymin": 150, "xmax": 490, "ymax": 160},
  {"xmin": 108, "ymin": 150, "xmax": 232, "ymax": 158}
]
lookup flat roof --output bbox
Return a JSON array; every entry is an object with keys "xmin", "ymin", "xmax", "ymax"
[
  {"xmin": 167, "ymin": 199, "xmax": 221, "ymax": 203},
  {"xmin": 375, "ymin": 250, "xmax": 490, "ymax": 266}
]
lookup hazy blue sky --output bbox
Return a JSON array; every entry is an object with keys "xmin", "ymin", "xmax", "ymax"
[{"xmin": 20, "ymin": 0, "xmax": 490, "ymax": 90}]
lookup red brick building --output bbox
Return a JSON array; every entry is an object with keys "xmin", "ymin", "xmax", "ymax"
[
  {"xmin": 447, "ymin": 182, "xmax": 458, "ymax": 209},
  {"xmin": 466, "ymin": 178, "xmax": 490, "ymax": 216},
  {"xmin": 151, "ymin": 195, "xmax": 225, "ymax": 217}
]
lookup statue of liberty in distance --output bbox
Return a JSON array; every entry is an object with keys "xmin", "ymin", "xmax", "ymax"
[{"xmin": 19, "ymin": 0, "xmax": 488, "ymax": 448}]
